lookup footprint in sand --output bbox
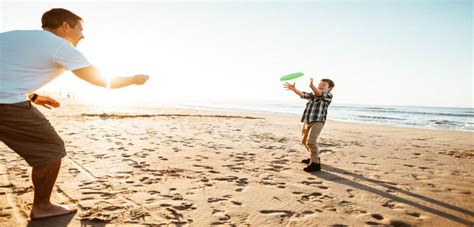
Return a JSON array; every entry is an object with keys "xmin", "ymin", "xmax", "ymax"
[
  {"xmin": 148, "ymin": 190, "xmax": 160, "ymax": 195},
  {"xmin": 301, "ymin": 180, "xmax": 323, "ymax": 185},
  {"xmin": 208, "ymin": 197, "xmax": 227, "ymax": 203},
  {"xmin": 230, "ymin": 201, "xmax": 242, "ymax": 206},
  {"xmin": 382, "ymin": 200, "xmax": 402, "ymax": 209},
  {"xmin": 222, "ymin": 164, "xmax": 244, "ymax": 172},
  {"xmin": 208, "ymin": 170, "xmax": 220, "ymax": 174},
  {"xmin": 320, "ymin": 149, "xmax": 334, "ymax": 154},
  {"xmin": 260, "ymin": 210, "xmax": 293, "ymax": 217},
  {"xmin": 143, "ymin": 198, "xmax": 156, "ymax": 203},
  {"xmin": 173, "ymin": 147, "xmax": 181, "ymax": 152},
  {"xmin": 346, "ymin": 189, "xmax": 354, "ymax": 198},
  {"xmin": 162, "ymin": 207, "xmax": 184, "ymax": 220},
  {"xmin": 157, "ymin": 156, "xmax": 168, "ymax": 161},
  {"xmin": 366, "ymin": 221, "xmax": 382, "ymax": 225},
  {"xmin": 0, "ymin": 211, "xmax": 12, "ymax": 220},
  {"xmin": 173, "ymin": 201, "xmax": 196, "ymax": 211},
  {"xmin": 277, "ymin": 182, "xmax": 286, "ymax": 189},
  {"xmin": 406, "ymin": 211, "xmax": 421, "ymax": 218},
  {"xmin": 371, "ymin": 213, "xmax": 384, "ymax": 220},
  {"xmin": 81, "ymin": 191, "xmax": 114, "ymax": 199},
  {"xmin": 352, "ymin": 161, "xmax": 378, "ymax": 166},
  {"xmin": 264, "ymin": 164, "xmax": 290, "ymax": 172},
  {"xmin": 236, "ymin": 178, "xmax": 248, "ymax": 187},
  {"xmin": 388, "ymin": 219, "xmax": 412, "ymax": 227},
  {"xmin": 323, "ymin": 206, "xmax": 337, "ymax": 211},
  {"xmin": 300, "ymin": 192, "xmax": 326, "ymax": 203},
  {"xmin": 213, "ymin": 176, "xmax": 239, "ymax": 183},
  {"xmin": 67, "ymin": 168, "xmax": 80, "ymax": 176},
  {"xmin": 300, "ymin": 210, "xmax": 318, "ymax": 217},
  {"xmin": 339, "ymin": 200, "xmax": 352, "ymax": 206},
  {"xmin": 210, "ymin": 209, "xmax": 231, "ymax": 225}
]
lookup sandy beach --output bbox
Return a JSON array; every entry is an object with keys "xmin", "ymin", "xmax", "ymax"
[{"xmin": 0, "ymin": 103, "xmax": 472, "ymax": 226}]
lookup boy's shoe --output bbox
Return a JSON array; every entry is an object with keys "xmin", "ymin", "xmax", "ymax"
[
  {"xmin": 303, "ymin": 162, "xmax": 321, "ymax": 172},
  {"xmin": 301, "ymin": 158, "xmax": 320, "ymax": 165},
  {"xmin": 301, "ymin": 158, "xmax": 310, "ymax": 164}
]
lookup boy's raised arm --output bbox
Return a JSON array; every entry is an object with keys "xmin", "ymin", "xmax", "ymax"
[
  {"xmin": 309, "ymin": 78, "xmax": 323, "ymax": 97},
  {"xmin": 284, "ymin": 82, "xmax": 305, "ymax": 98}
]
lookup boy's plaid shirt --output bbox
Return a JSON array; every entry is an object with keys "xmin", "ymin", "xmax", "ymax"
[{"xmin": 300, "ymin": 91, "xmax": 333, "ymax": 123}]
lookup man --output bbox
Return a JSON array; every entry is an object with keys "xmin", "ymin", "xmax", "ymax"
[{"xmin": 0, "ymin": 8, "xmax": 149, "ymax": 220}]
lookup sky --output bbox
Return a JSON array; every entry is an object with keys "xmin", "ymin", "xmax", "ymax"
[{"xmin": 1, "ymin": 0, "xmax": 472, "ymax": 108}]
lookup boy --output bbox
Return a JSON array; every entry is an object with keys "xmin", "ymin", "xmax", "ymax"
[{"xmin": 284, "ymin": 78, "xmax": 334, "ymax": 172}]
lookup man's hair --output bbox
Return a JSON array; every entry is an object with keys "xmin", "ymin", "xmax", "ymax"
[
  {"xmin": 322, "ymin": 78, "xmax": 335, "ymax": 89},
  {"xmin": 41, "ymin": 8, "xmax": 82, "ymax": 29}
]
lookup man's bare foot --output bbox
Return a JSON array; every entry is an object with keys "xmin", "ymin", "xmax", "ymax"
[{"xmin": 30, "ymin": 204, "xmax": 77, "ymax": 220}]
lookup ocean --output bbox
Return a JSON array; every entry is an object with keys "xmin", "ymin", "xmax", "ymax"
[{"xmin": 176, "ymin": 101, "xmax": 474, "ymax": 132}]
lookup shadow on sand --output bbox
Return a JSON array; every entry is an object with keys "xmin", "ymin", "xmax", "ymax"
[
  {"xmin": 27, "ymin": 212, "xmax": 76, "ymax": 227},
  {"xmin": 311, "ymin": 164, "xmax": 473, "ymax": 226}
]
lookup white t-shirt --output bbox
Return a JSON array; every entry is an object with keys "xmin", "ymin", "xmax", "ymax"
[{"xmin": 0, "ymin": 30, "xmax": 92, "ymax": 103}]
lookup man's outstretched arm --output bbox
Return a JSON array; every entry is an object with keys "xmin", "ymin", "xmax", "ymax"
[{"xmin": 72, "ymin": 66, "xmax": 149, "ymax": 89}]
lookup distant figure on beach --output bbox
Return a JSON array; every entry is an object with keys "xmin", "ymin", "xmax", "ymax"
[
  {"xmin": 0, "ymin": 8, "xmax": 149, "ymax": 220},
  {"xmin": 284, "ymin": 78, "xmax": 334, "ymax": 172}
]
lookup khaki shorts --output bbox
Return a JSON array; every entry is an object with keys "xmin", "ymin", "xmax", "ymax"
[{"xmin": 0, "ymin": 101, "xmax": 66, "ymax": 167}]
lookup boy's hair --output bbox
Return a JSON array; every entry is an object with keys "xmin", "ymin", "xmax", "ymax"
[
  {"xmin": 322, "ymin": 78, "xmax": 335, "ymax": 90},
  {"xmin": 42, "ymin": 8, "xmax": 82, "ymax": 29}
]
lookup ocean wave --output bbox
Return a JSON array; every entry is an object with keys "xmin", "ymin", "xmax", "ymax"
[
  {"xmin": 332, "ymin": 107, "xmax": 473, "ymax": 118},
  {"xmin": 464, "ymin": 123, "xmax": 474, "ymax": 130},
  {"xmin": 80, "ymin": 113, "xmax": 263, "ymax": 120},
  {"xmin": 332, "ymin": 106, "xmax": 397, "ymax": 111},
  {"xmin": 356, "ymin": 115, "xmax": 405, "ymax": 121},
  {"xmin": 179, "ymin": 103, "xmax": 473, "ymax": 131},
  {"xmin": 427, "ymin": 119, "xmax": 465, "ymax": 126}
]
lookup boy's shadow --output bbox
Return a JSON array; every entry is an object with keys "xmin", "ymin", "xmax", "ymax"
[{"xmin": 310, "ymin": 164, "xmax": 473, "ymax": 226}]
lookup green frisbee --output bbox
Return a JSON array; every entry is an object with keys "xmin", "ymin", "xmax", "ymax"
[{"xmin": 280, "ymin": 72, "xmax": 304, "ymax": 81}]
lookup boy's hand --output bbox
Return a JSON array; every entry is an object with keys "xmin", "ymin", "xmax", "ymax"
[
  {"xmin": 310, "ymin": 78, "xmax": 314, "ymax": 85},
  {"xmin": 283, "ymin": 82, "xmax": 296, "ymax": 91}
]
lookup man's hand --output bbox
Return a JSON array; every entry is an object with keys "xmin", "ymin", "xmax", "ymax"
[
  {"xmin": 73, "ymin": 66, "xmax": 150, "ymax": 88},
  {"xmin": 284, "ymin": 82, "xmax": 296, "ymax": 91},
  {"xmin": 31, "ymin": 95, "xmax": 60, "ymax": 109},
  {"xmin": 133, "ymin": 74, "xmax": 149, "ymax": 85}
]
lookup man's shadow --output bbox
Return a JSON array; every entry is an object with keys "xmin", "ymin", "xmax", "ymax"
[
  {"xmin": 26, "ymin": 213, "xmax": 111, "ymax": 227},
  {"xmin": 310, "ymin": 164, "xmax": 473, "ymax": 226},
  {"xmin": 27, "ymin": 212, "xmax": 76, "ymax": 227}
]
